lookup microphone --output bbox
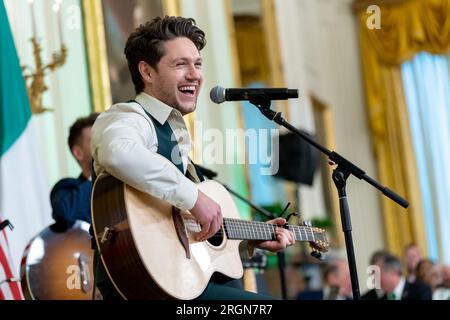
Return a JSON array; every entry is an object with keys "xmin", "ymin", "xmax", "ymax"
[{"xmin": 210, "ymin": 85, "xmax": 298, "ymax": 104}]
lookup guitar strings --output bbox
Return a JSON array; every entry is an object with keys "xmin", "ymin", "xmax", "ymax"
[
  {"xmin": 183, "ymin": 223, "xmax": 319, "ymax": 238},
  {"xmin": 182, "ymin": 220, "xmax": 321, "ymax": 242}
]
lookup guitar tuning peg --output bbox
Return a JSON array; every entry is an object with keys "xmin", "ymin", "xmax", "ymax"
[{"xmin": 303, "ymin": 220, "xmax": 312, "ymax": 227}]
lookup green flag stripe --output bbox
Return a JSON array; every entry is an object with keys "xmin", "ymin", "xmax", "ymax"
[{"xmin": 0, "ymin": 1, "xmax": 31, "ymax": 156}]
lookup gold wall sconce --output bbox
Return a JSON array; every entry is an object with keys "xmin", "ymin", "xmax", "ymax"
[{"xmin": 22, "ymin": 0, "xmax": 68, "ymax": 114}]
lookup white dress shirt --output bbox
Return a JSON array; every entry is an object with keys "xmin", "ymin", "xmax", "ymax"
[
  {"xmin": 391, "ymin": 276, "xmax": 406, "ymax": 300},
  {"xmin": 91, "ymin": 92, "xmax": 198, "ymax": 211}
]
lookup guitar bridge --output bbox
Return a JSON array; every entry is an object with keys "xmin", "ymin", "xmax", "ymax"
[{"xmin": 100, "ymin": 227, "xmax": 114, "ymax": 244}]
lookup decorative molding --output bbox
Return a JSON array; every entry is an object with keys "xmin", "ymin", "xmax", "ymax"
[
  {"xmin": 262, "ymin": 0, "xmax": 290, "ymax": 119},
  {"xmin": 310, "ymin": 94, "xmax": 343, "ymax": 248},
  {"xmin": 81, "ymin": 0, "xmax": 111, "ymax": 112},
  {"xmin": 162, "ymin": 0, "xmax": 181, "ymax": 16},
  {"xmin": 224, "ymin": 0, "xmax": 253, "ymax": 198}
]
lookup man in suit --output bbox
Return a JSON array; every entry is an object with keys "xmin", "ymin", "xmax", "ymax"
[
  {"xmin": 50, "ymin": 113, "xmax": 98, "ymax": 229},
  {"xmin": 364, "ymin": 252, "xmax": 432, "ymax": 300},
  {"xmin": 90, "ymin": 16, "xmax": 295, "ymax": 300},
  {"xmin": 362, "ymin": 250, "xmax": 389, "ymax": 300}
]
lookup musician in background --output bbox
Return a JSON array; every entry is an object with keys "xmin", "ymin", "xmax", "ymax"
[
  {"xmin": 90, "ymin": 16, "xmax": 295, "ymax": 300},
  {"xmin": 50, "ymin": 113, "xmax": 99, "ymax": 229}
]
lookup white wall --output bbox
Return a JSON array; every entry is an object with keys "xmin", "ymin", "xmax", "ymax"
[{"xmin": 275, "ymin": 0, "xmax": 385, "ymax": 292}]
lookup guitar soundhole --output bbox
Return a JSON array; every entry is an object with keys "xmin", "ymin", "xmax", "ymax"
[{"xmin": 206, "ymin": 227, "xmax": 224, "ymax": 247}]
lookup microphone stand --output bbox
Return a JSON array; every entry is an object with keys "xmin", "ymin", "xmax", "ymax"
[
  {"xmin": 198, "ymin": 168, "xmax": 290, "ymax": 300},
  {"xmin": 246, "ymin": 97, "xmax": 409, "ymax": 300}
]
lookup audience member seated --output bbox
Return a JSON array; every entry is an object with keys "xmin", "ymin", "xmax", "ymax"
[
  {"xmin": 366, "ymin": 253, "xmax": 432, "ymax": 300},
  {"xmin": 362, "ymin": 250, "xmax": 389, "ymax": 300},
  {"xmin": 433, "ymin": 265, "xmax": 450, "ymax": 300},
  {"xmin": 403, "ymin": 243, "xmax": 422, "ymax": 283}
]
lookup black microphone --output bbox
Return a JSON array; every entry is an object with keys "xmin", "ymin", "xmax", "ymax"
[{"xmin": 210, "ymin": 85, "xmax": 298, "ymax": 104}]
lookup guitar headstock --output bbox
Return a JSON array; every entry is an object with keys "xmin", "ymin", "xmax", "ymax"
[
  {"xmin": 287, "ymin": 221, "xmax": 330, "ymax": 255},
  {"xmin": 309, "ymin": 226, "xmax": 329, "ymax": 253}
]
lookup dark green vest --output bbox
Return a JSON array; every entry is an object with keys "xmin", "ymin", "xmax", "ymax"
[{"xmin": 131, "ymin": 100, "xmax": 204, "ymax": 181}]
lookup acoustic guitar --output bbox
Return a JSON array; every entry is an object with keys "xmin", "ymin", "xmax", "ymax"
[
  {"xmin": 91, "ymin": 175, "xmax": 328, "ymax": 300},
  {"xmin": 20, "ymin": 221, "xmax": 98, "ymax": 300}
]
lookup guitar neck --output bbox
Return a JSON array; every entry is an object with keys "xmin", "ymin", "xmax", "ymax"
[{"xmin": 223, "ymin": 218, "xmax": 317, "ymax": 242}]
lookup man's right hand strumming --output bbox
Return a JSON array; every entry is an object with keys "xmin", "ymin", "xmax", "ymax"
[{"xmin": 190, "ymin": 190, "xmax": 223, "ymax": 242}]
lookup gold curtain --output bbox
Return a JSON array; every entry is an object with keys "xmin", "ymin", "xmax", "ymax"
[{"xmin": 355, "ymin": 0, "xmax": 450, "ymax": 256}]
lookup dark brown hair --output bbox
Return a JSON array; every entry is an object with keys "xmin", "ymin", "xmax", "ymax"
[
  {"xmin": 68, "ymin": 112, "xmax": 99, "ymax": 150},
  {"xmin": 124, "ymin": 16, "xmax": 206, "ymax": 94},
  {"xmin": 380, "ymin": 253, "xmax": 403, "ymax": 275}
]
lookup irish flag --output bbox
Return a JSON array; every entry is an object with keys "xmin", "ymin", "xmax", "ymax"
[{"xmin": 1, "ymin": 1, "xmax": 51, "ymax": 299}]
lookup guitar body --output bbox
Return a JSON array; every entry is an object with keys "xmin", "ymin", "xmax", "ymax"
[
  {"xmin": 20, "ymin": 221, "xmax": 96, "ymax": 300},
  {"xmin": 91, "ymin": 175, "xmax": 243, "ymax": 300}
]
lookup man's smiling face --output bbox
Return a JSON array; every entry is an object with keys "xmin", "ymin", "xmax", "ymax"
[{"xmin": 147, "ymin": 37, "xmax": 203, "ymax": 115}]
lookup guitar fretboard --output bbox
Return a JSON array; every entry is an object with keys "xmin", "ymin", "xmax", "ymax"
[{"xmin": 223, "ymin": 218, "xmax": 318, "ymax": 242}]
